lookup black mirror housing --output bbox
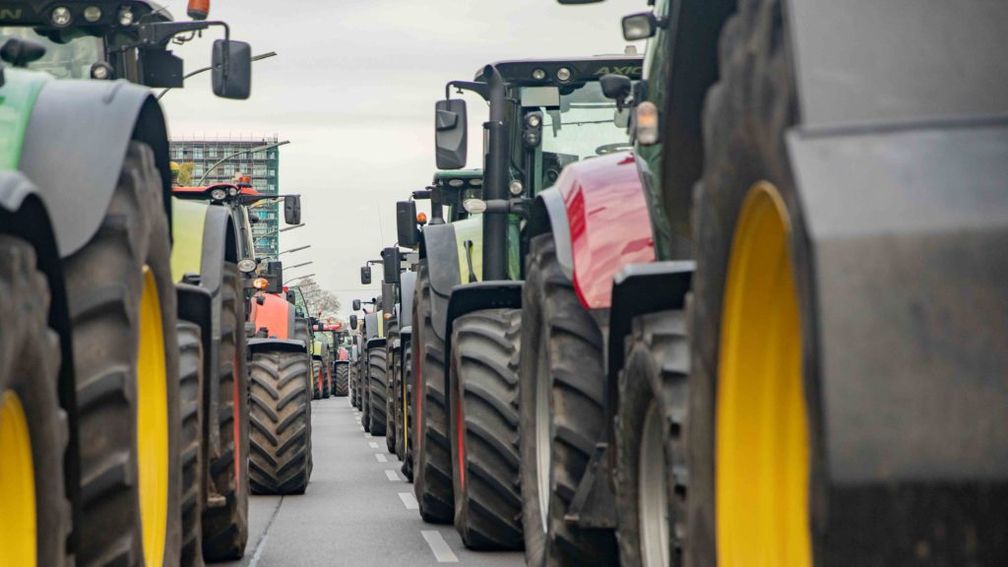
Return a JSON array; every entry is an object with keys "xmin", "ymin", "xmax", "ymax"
[
  {"xmin": 212, "ymin": 39, "xmax": 251, "ymax": 100},
  {"xmin": 263, "ymin": 260, "xmax": 283, "ymax": 294},
  {"xmin": 435, "ymin": 99, "xmax": 467, "ymax": 170},
  {"xmin": 396, "ymin": 201, "xmax": 419, "ymax": 247},
  {"xmin": 622, "ymin": 12, "xmax": 658, "ymax": 41},
  {"xmin": 382, "ymin": 247, "xmax": 401, "ymax": 285},
  {"xmin": 140, "ymin": 48, "xmax": 184, "ymax": 88},
  {"xmin": 360, "ymin": 265, "xmax": 372, "ymax": 285},
  {"xmin": 600, "ymin": 73, "xmax": 633, "ymax": 102},
  {"xmin": 352, "ymin": 299, "xmax": 362, "ymax": 311},
  {"xmin": 284, "ymin": 195, "xmax": 302, "ymax": 225},
  {"xmin": 349, "ymin": 314, "xmax": 358, "ymax": 330}
]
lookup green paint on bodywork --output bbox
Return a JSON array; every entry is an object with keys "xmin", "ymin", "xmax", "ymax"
[
  {"xmin": 0, "ymin": 69, "xmax": 49, "ymax": 169},
  {"xmin": 452, "ymin": 215, "xmax": 484, "ymax": 283},
  {"xmin": 312, "ymin": 339, "xmax": 323, "ymax": 356},
  {"xmin": 434, "ymin": 169, "xmax": 483, "ymax": 183},
  {"xmin": 170, "ymin": 197, "xmax": 209, "ymax": 281}
]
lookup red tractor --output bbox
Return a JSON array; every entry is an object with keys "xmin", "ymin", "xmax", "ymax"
[{"xmin": 245, "ymin": 261, "xmax": 314, "ymax": 494}]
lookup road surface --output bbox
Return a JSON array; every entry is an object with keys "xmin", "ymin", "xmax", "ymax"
[{"xmin": 222, "ymin": 398, "xmax": 524, "ymax": 566}]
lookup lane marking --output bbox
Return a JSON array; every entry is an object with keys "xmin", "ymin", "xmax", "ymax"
[
  {"xmin": 247, "ymin": 496, "xmax": 285, "ymax": 567},
  {"xmin": 421, "ymin": 530, "xmax": 459, "ymax": 563},
  {"xmin": 384, "ymin": 469, "xmax": 401, "ymax": 482},
  {"xmin": 375, "ymin": 453, "xmax": 388, "ymax": 463},
  {"xmin": 369, "ymin": 441, "xmax": 380, "ymax": 449},
  {"xmin": 399, "ymin": 492, "xmax": 419, "ymax": 510}
]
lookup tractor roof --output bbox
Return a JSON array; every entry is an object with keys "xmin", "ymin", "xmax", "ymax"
[
  {"xmin": 475, "ymin": 55, "xmax": 643, "ymax": 86},
  {"xmin": 1, "ymin": 1, "xmax": 172, "ymax": 29},
  {"xmin": 433, "ymin": 169, "xmax": 483, "ymax": 189}
]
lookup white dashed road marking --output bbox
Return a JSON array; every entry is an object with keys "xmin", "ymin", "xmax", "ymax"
[
  {"xmin": 375, "ymin": 453, "xmax": 388, "ymax": 463},
  {"xmin": 421, "ymin": 530, "xmax": 459, "ymax": 563},
  {"xmin": 369, "ymin": 441, "xmax": 380, "ymax": 449},
  {"xmin": 398, "ymin": 492, "xmax": 419, "ymax": 510},
  {"xmin": 385, "ymin": 469, "xmax": 401, "ymax": 482}
]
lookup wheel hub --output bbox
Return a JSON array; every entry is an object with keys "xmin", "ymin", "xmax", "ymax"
[
  {"xmin": 0, "ymin": 391, "xmax": 36, "ymax": 567},
  {"xmin": 639, "ymin": 400, "xmax": 670, "ymax": 567},
  {"xmin": 535, "ymin": 334, "xmax": 552, "ymax": 535}
]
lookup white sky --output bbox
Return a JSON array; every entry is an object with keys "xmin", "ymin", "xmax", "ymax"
[{"xmin": 159, "ymin": 0, "xmax": 644, "ymax": 317}]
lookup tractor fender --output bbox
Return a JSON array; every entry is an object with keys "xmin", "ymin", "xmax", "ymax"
[
  {"xmin": 399, "ymin": 271, "xmax": 417, "ymax": 329},
  {"xmin": 605, "ymin": 261, "xmax": 693, "ymax": 410},
  {"xmin": 20, "ymin": 79, "xmax": 172, "ymax": 257},
  {"xmin": 787, "ymin": 120, "xmax": 1008, "ymax": 486},
  {"xmin": 442, "ymin": 281, "xmax": 523, "ymax": 399},
  {"xmin": 366, "ymin": 337, "xmax": 387, "ymax": 350},
  {"xmin": 364, "ymin": 312, "xmax": 380, "ymax": 341},
  {"xmin": 247, "ymin": 338, "xmax": 308, "ymax": 355},
  {"xmin": 530, "ymin": 151, "xmax": 655, "ymax": 310},
  {"xmin": 527, "ymin": 186, "xmax": 574, "ymax": 281},
  {"xmin": 249, "ymin": 292, "xmax": 295, "ymax": 340},
  {"xmin": 421, "ymin": 222, "xmax": 462, "ymax": 340}
]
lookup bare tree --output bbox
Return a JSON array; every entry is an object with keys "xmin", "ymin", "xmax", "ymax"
[{"xmin": 292, "ymin": 277, "xmax": 342, "ymax": 322}]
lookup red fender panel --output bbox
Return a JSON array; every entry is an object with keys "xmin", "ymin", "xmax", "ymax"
[
  {"xmin": 556, "ymin": 151, "xmax": 655, "ymax": 309},
  {"xmin": 249, "ymin": 291, "xmax": 292, "ymax": 339}
]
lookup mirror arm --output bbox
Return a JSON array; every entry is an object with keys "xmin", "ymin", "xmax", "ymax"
[
  {"xmin": 136, "ymin": 20, "xmax": 231, "ymax": 83},
  {"xmin": 446, "ymin": 80, "xmax": 490, "ymax": 101}
]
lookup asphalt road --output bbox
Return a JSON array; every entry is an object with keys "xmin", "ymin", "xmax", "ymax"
[{"xmin": 221, "ymin": 397, "xmax": 524, "ymax": 567}]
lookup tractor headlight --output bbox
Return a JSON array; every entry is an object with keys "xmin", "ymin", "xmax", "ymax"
[
  {"xmin": 228, "ymin": 187, "xmax": 239, "ymax": 196},
  {"xmin": 526, "ymin": 114, "xmax": 541, "ymax": 128},
  {"xmin": 210, "ymin": 188, "xmax": 228, "ymax": 201},
  {"xmin": 448, "ymin": 178, "xmax": 464, "ymax": 187},
  {"xmin": 83, "ymin": 6, "xmax": 102, "ymax": 22},
  {"xmin": 556, "ymin": 67, "xmax": 572, "ymax": 82},
  {"xmin": 509, "ymin": 180, "xmax": 524, "ymax": 196},
  {"xmin": 90, "ymin": 62, "xmax": 113, "ymax": 80},
  {"xmin": 238, "ymin": 259, "xmax": 258, "ymax": 274},
  {"xmin": 51, "ymin": 7, "xmax": 72, "ymax": 27},
  {"xmin": 118, "ymin": 6, "xmax": 134, "ymax": 26},
  {"xmin": 531, "ymin": 68, "xmax": 546, "ymax": 81},
  {"xmin": 252, "ymin": 277, "xmax": 269, "ymax": 290},
  {"xmin": 463, "ymin": 198, "xmax": 487, "ymax": 214}
]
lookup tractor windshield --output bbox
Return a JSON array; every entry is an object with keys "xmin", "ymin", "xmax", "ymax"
[
  {"xmin": 0, "ymin": 28, "xmax": 103, "ymax": 79},
  {"xmin": 535, "ymin": 82, "xmax": 631, "ymax": 161}
]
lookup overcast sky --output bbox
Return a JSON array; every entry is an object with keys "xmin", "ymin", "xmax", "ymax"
[{"xmin": 160, "ymin": 0, "xmax": 644, "ymax": 317}]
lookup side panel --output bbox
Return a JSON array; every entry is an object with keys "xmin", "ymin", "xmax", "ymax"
[
  {"xmin": 249, "ymin": 292, "xmax": 293, "ymax": 340},
  {"xmin": 170, "ymin": 198, "xmax": 209, "ymax": 282},
  {"xmin": 399, "ymin": 271, "xmax": 417, "ymax": 329},
  {"xmin": 528, "ymin": 187, "xmax": 574, "ymax": 281},
  {"xmin": 451, "ymin": 216, "xmax": 483, "ymax": 283},
  {"xmin": 554, "ymin": 151, "xmax": 655, "ymax": 309},
  {"xmin": 19, "ymin": 77, "xmax": 172, "ymax": 256},
  {"xmin": 789, "ymin": 122, "xmax": 1008, "ymax": 483},
  {"xmin": 423, "ymin": 222, "xmax": 461, "ymax": 340}
]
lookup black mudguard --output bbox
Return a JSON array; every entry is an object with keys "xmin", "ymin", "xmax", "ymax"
[
  {"xmin": 526, "ymin": 187, "xmax": 574, "ymax": 281},
  {"xmin": 247, "ymin": 338, "xmax": 308, "ymax": 355},
  {"xmin": 20, "ymin": 79, "xmax": 172, "ymax": 257},
  {"xmin": 421, "ymin": 222, "xmax": 461, "ymax": 341},
  {"xmin": 443, "ymin": 281, "xmax": 523, "ymax": 398},
  {"xmin": 399, "ymin": 271, "xmax": 417, "ymax": 329}
]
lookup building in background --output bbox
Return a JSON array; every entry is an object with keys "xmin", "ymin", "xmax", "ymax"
[{"xmin": 170, "ymin": 136, "xmax": 282, "ymax": 259}]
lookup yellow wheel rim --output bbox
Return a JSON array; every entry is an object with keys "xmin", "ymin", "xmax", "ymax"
[
  {"xmin": 716, "ymin": 182, "xmax": 811, "ymax": 567},
  {"xmin": 0, "ymin": 391, "xmax": 36, "ymax": 567},
  {"xmin": 137, "ymin": 267, "xmax": 169, "ymax": 566}
]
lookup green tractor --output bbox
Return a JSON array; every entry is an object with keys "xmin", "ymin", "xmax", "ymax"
[
  {"xmin": 352, "ymin": 297, "xmax": 386, "ymax": 436},
  {"xmin": 411, "ymin": 55, "xmax": 641, "ymax": 550},
  {"xmin": 0, "ymin": 1, "xmax": 253, "ymax": 565},
  {"xmin": 535, "ymin": 0, "xmax": 1008, "ymax": 565}
]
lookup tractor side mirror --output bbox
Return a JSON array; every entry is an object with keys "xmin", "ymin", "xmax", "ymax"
[
  {"xmin": 310, "ymin": 317, "xmax": 320, "ymax": 327},
  {"xmin": 360, "ymin": 266, "xmax": 372, "ymax": 285},
  {"xmin": 286, "ymin": 290, "xmax": 296, "ymax": 303},
  {"xmin": 622, "ymin": 12, "xmax": 659, "ymax": 41},
  {"xmin": 435, "ymin": 98, "xmax": 467, "ymax": 170},
  {"xmin": 396, "ymin": 201, "xmax": 419, "ymax": 247},
  {"xmin": 382, "ymin": 247, "xmax": 401, "ymax": 285},
  {"xmin": 352, "ymin": 299, "xmax": 362, "ymax": 311},
  {"xmin": 284, "ymin": 195, "xmax": 302, "ymax": 225},
  {"xmin": 211, "ymin": 39, "xmax": 252, "ymax": 100},
  {"xmin": 600, "ymin": 73, "xmax": 633, "ymax": 109},
  {"xmin": 349, "ymin": 314, "xmax": 358, "ymax": 330}
]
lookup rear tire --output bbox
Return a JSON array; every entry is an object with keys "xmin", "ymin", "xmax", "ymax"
[
  {"xmin": 519, "ymin": 234, "xmax": 616, "ymax": 566},
  {"xmin": 249, "ymin": 351, "xmax": 312, "ymax": 495},
  {"xmin": 0, "ymin": 236, "xmax": 71, "ymax": 567},
  {"xmin": 64, "ymin": 141, "xmax": 182, "ymax": 567},
  {"xmin": 614, "ymin": 311, "xmax": 689, "ymax": 567},
  {"xmin": 176, "ymin": 321, "xmax": 204, "ymax": 567},
  {"xmin": 449, "ymin": 309, "xmax": 524, "ymax": 550},
  {"xmin": 385, "ymin": 323, "xmax": 399, "ymax": 455},
  {"xmin": 400, "ymin": 339, "xmax": 415, "ymax": 482},
  {"xmin": 412, "ymin": 263, "xmax": 453, "ymax": 523},
  {"xmin": 201, "ymin": 265, "xmax": 249, "ymax": 561},
  {"xmin": 368, "ymin": 347, "xmax": 388, "ymax": 436},
  {"xmin": 334, "ymin": 364, "xmax": 349, "ymax": 397}
]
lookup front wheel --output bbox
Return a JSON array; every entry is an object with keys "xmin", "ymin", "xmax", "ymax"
[{"xmin": 249, "ymin": 351, "xmax": 312, "ymax": 495}]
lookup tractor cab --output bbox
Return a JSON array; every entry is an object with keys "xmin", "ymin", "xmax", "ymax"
[{"xmin": 0, "ymin": 0, "xmax": 251, "ymax": 98}]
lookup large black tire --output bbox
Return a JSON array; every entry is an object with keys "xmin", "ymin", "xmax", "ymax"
[
  {"xmin": 350, "ymin": 362, "xmax": 359, "ymax": 407},
  {"xmin": 321, "ymin": 356, "xmax": 331, "ymax": 399},
  {"xmin": 176, "ymin": 321, "xmax": 204, "ymax": 567},
  {"xmin": 201, "ymin": 265, "xmax": 249, "ymax": 561},
  {"xmin": 334, "ymin": 363, "xmax": 349, "ymax": 397},
  {"xmin": 0, "ymin": 236, "xmax": 71, "ymax": 567},
  {"xmin": 362, "ymin": 356, "xmax": 371, "ymax": 433},
  {"xmin": 412, "ymin": 263, "xmax": 453, "ymax": 523},
  {"xmin": 63, "ymin": 141, "xmax": 182, "ymax": 567},
  {"xmin": 400, "ymin": 338, "xmax": 415, "ymax": 482},
  {"xmin": 614, "ymin": 311, "xmax": 689, "ymax": 567},
  {"xmin": 385, "ymin": 321, "xmax": 399, "ymax": 454},
  {"xmin": 293, "ymin": 319, "xmax": 314, "ymax": 476},
  {"xmin": 368, "ymin": 346, "xmax": 388, "ymax": 436},
  {"xmin": 519, "ymin": 234, "xmax": 616, "ymax": 566},
  {"xmin": 311, "ymin": 359, "xmax": 321, "ymax": 400},
  {"xmin": 248, "ymin": 351, "xmax": 312, "ymax": 494},
  {"xmin": 449, "ymin": 309, "xmax": 523, "ymax": 550}
]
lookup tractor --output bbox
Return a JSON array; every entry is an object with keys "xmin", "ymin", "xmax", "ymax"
[
  {"xmin": 535, "ymin": 0, "xmax": 1008, "ymax": 565},
  {"xmin": 412, "ymin": 54, "xmax": 641, "ymax": 550},
  {"xmin": 246, "ymin": 260, "xmax": 314, "ymax": 495},
  {"xmin": 0, "ymin": 1, "xmax": 253, "ymax": 565},
  {"xmin": 171, "ymin": 175, "xmax": 301, "ymax": 562},
  {"xmin": 311, "ymin": 329, "xmax": 333, "ymax": 399},
  {"xmin": 352, "ymin": 293, "xmax": 388, "ymax": 437},
  {"xmin": 313, "ymin": 322, "xmax": 351, "ymax": 398}
]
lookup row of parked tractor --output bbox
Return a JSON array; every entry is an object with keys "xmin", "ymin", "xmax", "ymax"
[
  {"xmin": 343, "ymin": 0, "xmax": 1008, "ymax": 565},
  {"xmin": 0, "ymin": 1, "xmax": 345, "ymax": 565}
]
